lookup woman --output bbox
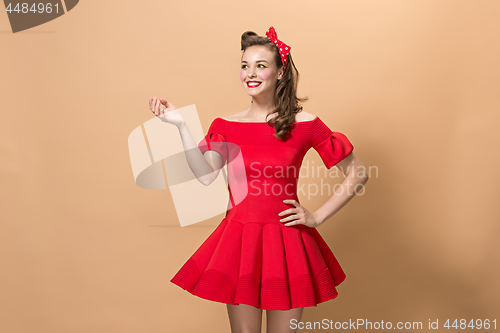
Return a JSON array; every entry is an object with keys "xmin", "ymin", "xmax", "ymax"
[{"xmin": 149, "ymin": 26, "xmax": 368, "ymax": 333}]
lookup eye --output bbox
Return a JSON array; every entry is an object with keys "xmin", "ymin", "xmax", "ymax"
[{"xmin": 241, "ymin": 64, "xmax": 268, "ymax": 69}]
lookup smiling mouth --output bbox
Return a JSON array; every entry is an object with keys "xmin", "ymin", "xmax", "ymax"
[{"xmin": 247, "ymin": 82, "xmax": 262, "ymax": 88}]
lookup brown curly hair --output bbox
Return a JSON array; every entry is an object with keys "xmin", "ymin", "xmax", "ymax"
[{"xmin": 241, "ymin": 30, "xmax": 309, "ymax": 139}]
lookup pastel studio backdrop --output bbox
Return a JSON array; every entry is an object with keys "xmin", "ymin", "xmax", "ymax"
[{"xmin": 1, "ymin": 0, "xmax": 499, "ymax": 332}]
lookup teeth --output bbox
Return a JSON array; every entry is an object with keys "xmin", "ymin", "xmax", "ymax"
[{"xmin": 248, "ymin": 82, "xmax": 261, "ymax": 86}]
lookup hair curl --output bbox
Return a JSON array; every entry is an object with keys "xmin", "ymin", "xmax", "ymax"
[{"xmin": 241, "ymin": 30, "xmax": 309, "ymax": 139}]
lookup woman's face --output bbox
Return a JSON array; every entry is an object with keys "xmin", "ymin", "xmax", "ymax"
[{"xmin": 240, "ymin": 45, "xmax": 283, "ymax": 98}]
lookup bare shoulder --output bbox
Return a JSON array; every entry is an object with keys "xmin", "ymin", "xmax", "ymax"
[{"xmin": 295, "ymin": 111, "xmax": 317, "ymax": 122}]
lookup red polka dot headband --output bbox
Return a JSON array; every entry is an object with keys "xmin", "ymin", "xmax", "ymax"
[{"xmin": 265, "ymin": 26, "xmax": 290, "ymax": 72}]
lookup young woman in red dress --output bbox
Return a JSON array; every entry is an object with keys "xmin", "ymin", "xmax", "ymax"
[{"xmin": 149, "ymin": 26, "xmax": 369, "ymax": 333}]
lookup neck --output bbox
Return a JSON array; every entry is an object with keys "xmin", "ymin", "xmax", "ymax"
[{"xmin": 248, "ymin": 92, "xmax": 277, "ymax": 120}]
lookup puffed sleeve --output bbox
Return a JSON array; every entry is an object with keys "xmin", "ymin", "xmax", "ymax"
[
  {"xmin": 198, "ymin": 118, "xmax": 228, "ymax": 166},
  {"xmin": 310, "ymin": 117, "xmax": 354, "ymax": 169}
]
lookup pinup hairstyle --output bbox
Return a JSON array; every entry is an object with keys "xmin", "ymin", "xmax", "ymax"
[{"xmin": 241, "ymin": 30, "xmax": 309, "ymax": 139}]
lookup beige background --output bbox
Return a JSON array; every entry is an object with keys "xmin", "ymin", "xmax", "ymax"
[{"xmin": 1, "ymin": 0, "xmax": 499, "ymax": 332}]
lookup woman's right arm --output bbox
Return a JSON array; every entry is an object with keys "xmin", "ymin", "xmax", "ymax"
[
  {"xmin": 149, "ymin": 96, "xmax": 222, "ymax": 186},
  {"xmin": 177, "ymin": 120, "xmax": 224, "ymax": 186}
]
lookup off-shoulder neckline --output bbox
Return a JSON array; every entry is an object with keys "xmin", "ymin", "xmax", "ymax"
[{"xmin": 216, "ymin": 116, "xmax": 319, "ymax": 124}]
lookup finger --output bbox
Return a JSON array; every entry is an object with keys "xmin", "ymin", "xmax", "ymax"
[
  {"xmin": 283, "ymin": 199, "xmax": 299, "ymax": 208},
  {"xmin": 280, "ymin": 214, "xmax": 298, "ymax": 223},
  {"xmin": 159, "ymin": 101, "xmax": 164, "ymax": 114},
  {"xmin": 278, "ymin": 208, "xmax": 295, "ymax": 217},
  {"xmin": 284, "ymin": 220, "xmax": 302, "ymax": 227},
  {"xmin": 151, "ymin": 98, "xmax": 156, "ymax": 113},
  {"xmin": 158, "ymin": 100, "xmax": 164, "ymax": 115},
  {"xmin": 160, "ymin": 97, "xmax": 168, "ymax": 106},
  {"xmin": 155, "ymin": 98, "xmax": 160, "ymax": 115}
]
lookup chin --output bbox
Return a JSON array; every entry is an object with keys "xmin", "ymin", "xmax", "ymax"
[
  {"xmin": 245, "ymin": 87, "xmax": 265, "ymax": 95},
  {"xmin": 247, "ymin": 92, "xmax": 261, "ymax": 98}
]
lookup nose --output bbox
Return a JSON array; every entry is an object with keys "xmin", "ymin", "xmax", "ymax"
[{"xmin": 247, "ymin": 67, "xmax": 256, "ymax": 79}]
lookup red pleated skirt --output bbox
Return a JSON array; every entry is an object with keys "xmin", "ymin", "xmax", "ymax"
[{"xmin": 170, "ymin": 217, "xmax": 346, "ymax": 311}]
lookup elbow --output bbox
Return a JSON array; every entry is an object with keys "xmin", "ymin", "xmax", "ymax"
[
  {"xmin": 348, "ymin": 173, "xmax": 369, "ymax": 185},
  {"xmin": 201, "ymin": 179, "xmax": 215, "ymax": 187},
  {"xmin": 198, "ymin": 175, "xmax": 212, "ymax": 186},
  {"xmin": 199, "ymin": 172, "xmax": 219, "ymax": 186}
]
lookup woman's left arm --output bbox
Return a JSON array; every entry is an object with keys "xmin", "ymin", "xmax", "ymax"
[
  {"xmin": 312, "ymin": 152, "xmax": 369, "ymax": 226},
  {"xmin": 279, "ymin": 152, "xmax": 368, "ymax": 228}
]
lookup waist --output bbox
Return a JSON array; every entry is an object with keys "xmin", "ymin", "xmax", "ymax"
[{"xmin": 226, "ymin": 191, "xmax": 299, "ymax": 224}]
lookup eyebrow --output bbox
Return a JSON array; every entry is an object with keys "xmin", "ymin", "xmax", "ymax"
[{"xmin": 241, "ymin": 60, "xmax": 269, "ymax": 63}]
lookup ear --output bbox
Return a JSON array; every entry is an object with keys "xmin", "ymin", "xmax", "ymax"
[{"xmin": 278, "ymin": 69, "xmax": 284, "ymax": 80}]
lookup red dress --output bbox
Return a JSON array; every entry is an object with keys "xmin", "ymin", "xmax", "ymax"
[{"xmin": 170, "ymin": 116, "xmax": 354, "ymax": 310}]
